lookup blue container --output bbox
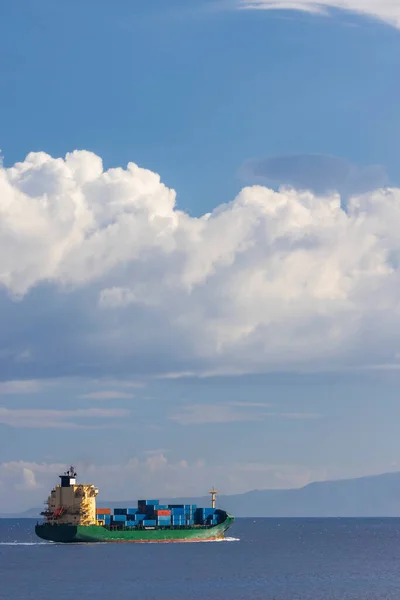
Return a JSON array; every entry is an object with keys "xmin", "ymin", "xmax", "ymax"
[
  {"xmin": 138, "ymin": 500, "xmax": 159, "ymax": 506},
  {"xmin": 143, "ymin": 519, "xmax": 156, "ymax": 527},
  {"xmin": 113, "ymin": 515, "xmax": 126, "ymax": 522},
  {"xmin": 114, "ymin": 508, "xmax": 127, "ymax": 515},
  {"xmin": 171, "ymin": 508, "xmax": 185, "ymax": 515},
  {"xmin": 98, "ymin": 515, "xmax": 112, "ymax": 525},
  {"xmin": 127, "ymin": 508, "xmax": 138, "ymax": 515},
  {"xmin": 126, "ymin": 520, "xmax": 138, "ymax": 527},
  {"xmin": 168, "ymin": 504, "xmax": 184, "ymax": 509},
  {"xmin": 135, "ymin": 513, "xmax": 146, "ymax": 521}
]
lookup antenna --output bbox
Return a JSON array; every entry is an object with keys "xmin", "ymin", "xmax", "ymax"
[{"xmin": 209, "ymin": 487, "xmax": 219, "ymax": 509}]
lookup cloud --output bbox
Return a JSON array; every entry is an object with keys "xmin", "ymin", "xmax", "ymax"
[
  {"xmin": 170, "ymin": 403, "xmax": 267, "ymax": 425},
  {"xmin": 80, "ymin": 390, "xmax": 134, "ymax": 400},
  {"xmin": 280, "ymin": 412, "xmax": 321, "ymax": 419},
  {"xmin": 0, "ymin": 380, "xmax": 42, "ymax": 395},
  {"xmin": 241, "ymin": 154, "xmax": 388, "ymax": 201},
  {"xmin": 18, "ymin": 468, "xmax": 40, "ymax": 491},
  {"xmin": 170, "ymin": 403, "xmax": 321, "ymax": 425},
  {"xmin": 0, "ymin": 407, "xmax": 130, "ymax": 429},
  {"xmin": 0, "ymin": 457, "xmax": 326, "ymax": 512},
  {"xmin": 237, "ymin": 0, "xmax": 400, "ymax": 28},
  {"xmin": 4, "ymin": 149, "xmax": 400, "ymax": 379}
]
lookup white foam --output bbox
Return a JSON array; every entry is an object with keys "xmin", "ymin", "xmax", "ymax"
[{"xmin": 0, "ymin": 542, "xmax": 49, "ymax": 546}]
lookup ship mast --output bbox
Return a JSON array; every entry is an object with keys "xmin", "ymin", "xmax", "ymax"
[{"xmin": 209, "ymin": 487, "xmax": 219, "ymax": 509}]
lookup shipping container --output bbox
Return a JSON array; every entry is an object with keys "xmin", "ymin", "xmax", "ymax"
[
  {"xmin": 135, "ymin": 514, "xmax": 146, "ymax": 521},
  {"xmin": 126, "ymin": 520, "xmax": 138, "ymax": 527},
  {"xmin": 126, "ymin": 508, "xmax": 138, "ymax": 515},
  {"xmin": 156, "ymin": 509, "xmax": 171, "ymax": 516},
  {"xmin": 112, "ymin": 515, "xmax": 126, "ymax": 522},
  {"xmin": 114, "ymin": 508, "xmax": 127, "ymax": 515},
  {"xmin": 138, "ymin": 500, "xmax": 159, "ymax": 506},
  {"xmin": 96, "ymin": 508, "xmax": 111, "ymax": 515},
  {"xmin": 143, "ymin": 519, "xmax": 157, "ymax": 527},
  {"xmin": 170, "ymin": 507, "xmax": 185, "ymax": 515}
]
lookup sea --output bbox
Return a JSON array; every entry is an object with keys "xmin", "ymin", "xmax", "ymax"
[{"xmin": 2, "ymin": 518, "xmax": 400, "ymax": 599}]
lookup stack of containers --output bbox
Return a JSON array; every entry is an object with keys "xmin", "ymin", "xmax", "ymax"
[
  {"xmin": 156, "ymin": 508, "xmax": 171, "ymax": 527},
  {"xmin": 168, "ymin": 504, "xmax": 197, "ymax": 526},
  {"xmin": 169, "ymin": 506, "xmax": 185, "ymax": 526},
  {"xmin": 126, "ymin": 508, "xmax": 138, "ymax": 527},
  {"xmin": 184, "ymin": 504, "xmax": 196, "ymax": 526},
  {"xmin": 96, "ymin": 507, "xmax": 111, "ymax": 525},
  {"xmin": 194, "ymin": 507, "xmax": 219, "ymax": 526},
  {"xmin": 98, "ymin": 500, "xmax": 218, "ymax": 529},
  {"xmin": 138, "ymin": 500, "xmax": 159, "ymax": 527}
]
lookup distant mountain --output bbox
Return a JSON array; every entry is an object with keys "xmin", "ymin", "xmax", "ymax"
[
  {"xmin": 4, "ymin": 471, "xmax": 400, "ymax": 518},
  {"xmin": 0, "ymin": 507, "xmax": 42, "ymax": 519}
]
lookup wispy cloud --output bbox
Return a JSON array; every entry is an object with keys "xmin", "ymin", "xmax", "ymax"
[
  {"xmin": 240, "ymin": 154, "xmax": 388, "ymax": 201},
  {"xmin": 0, "ymin": 408, "xmax": 130, "ymax": 429},
  {"xmin": 80, "ymin": 390, "xmax": 134, "ymax": 400},
  {"xmin": 237, "ymin": 0, "xmax": 400, "ymax": 28},
  {"xmin": 87, "ymin": 379, "xmax": 146, "ymax": 389},
  {"xmin": 170, "ymin": 404, "xmax": 264, "ymax": 425},
  {"xmin": 0, "ymin": 380, "xmax": 42, "ymax": 395},
  {"xmin": 230, "ymin": 401, "xmax": 275, "ymax": 408},
  {"xmin": 170, "ymin": 403, "xmax": 321, "ymax": 425},
  {"xmin": 281, "ymin": 412, "xmax": 322, "ymax": 419}
]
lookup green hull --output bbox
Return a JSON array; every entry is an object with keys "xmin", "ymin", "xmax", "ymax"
[{"xmin": 35, "ymin": 515, "xmax": 234, "ymax": 543}]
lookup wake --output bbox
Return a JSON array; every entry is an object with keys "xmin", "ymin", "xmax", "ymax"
[
  {"xmin": 0, "ymin": 542, "xmax": 50, "ymax": 546},
  {"xmin": 202, "ymin": 536, "xmax": 240, "ymax": 543}
]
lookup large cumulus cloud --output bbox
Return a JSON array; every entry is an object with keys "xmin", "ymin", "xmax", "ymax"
[
  {"xmin": 1, "ymin": 149, "xmax": 400, "ymax": 379},
  {"xmin": 238, "ymin": 0, "xmax": 400, "ymax": 29}
]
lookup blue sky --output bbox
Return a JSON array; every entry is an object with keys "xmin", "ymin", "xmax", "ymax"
[{"xmin": 1, "ymin": 0, "xmax": 400, "ymax": 511}]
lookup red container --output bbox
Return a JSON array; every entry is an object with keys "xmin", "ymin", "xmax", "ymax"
[
  {"xmin": 96, "ymin": 508, "xmax": 111, "ymax": 515},
  {"xmin": 156, "ymin": 510, "xmax": 171, "ymax": 516}
]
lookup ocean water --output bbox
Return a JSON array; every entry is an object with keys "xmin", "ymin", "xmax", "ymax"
[{"xmin": 2, "ymin": 518, "xmax": 400, "ymax": 599}]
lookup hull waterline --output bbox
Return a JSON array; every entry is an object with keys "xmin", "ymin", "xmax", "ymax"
[{"xmin": 35, "ymin": 515, "xmax": 234, "ymax": 543}]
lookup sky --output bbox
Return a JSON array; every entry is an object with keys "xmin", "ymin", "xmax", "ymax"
[{"xmin": 1, "ymin": 0, "xmax": 400, "ymax": 512}]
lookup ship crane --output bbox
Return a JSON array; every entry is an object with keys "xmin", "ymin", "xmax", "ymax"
[{"xmin": 209, "ymin": 487, "xmax": 219, "ymax": 509}]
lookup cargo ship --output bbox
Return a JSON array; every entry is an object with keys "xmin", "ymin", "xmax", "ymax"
[{"xmin": 35, "ymin": 466, "xmax": 234, "ymax": 543}]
